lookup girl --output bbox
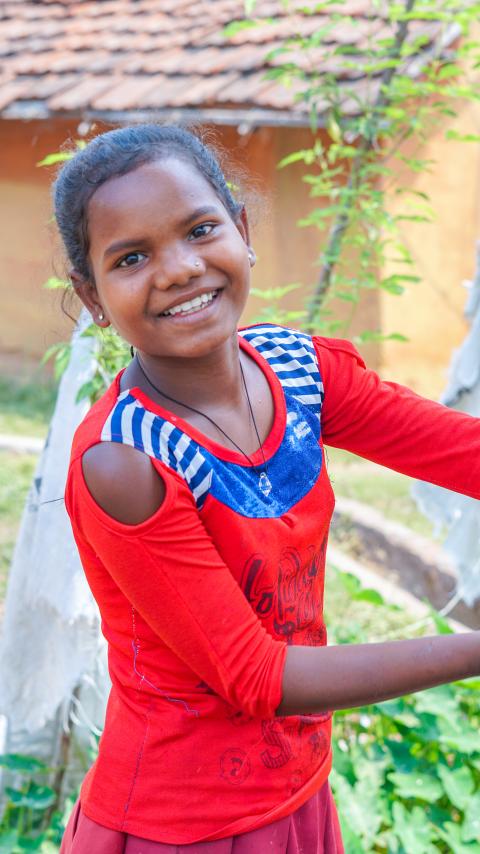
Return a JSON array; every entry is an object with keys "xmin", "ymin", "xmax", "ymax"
[{"xmin": 55, "ymin": 124, "xmax": 480, "ymax": 853}]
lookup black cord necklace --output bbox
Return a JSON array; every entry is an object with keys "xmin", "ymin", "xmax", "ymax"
[{"xmin": 134, "ymin": 353, "xmax": 273, "ymax": 497}]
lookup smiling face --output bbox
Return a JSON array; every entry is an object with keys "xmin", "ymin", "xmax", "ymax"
[{"xmin": 75, "ymin": 157, "xmax": 253, "ymax": 360}]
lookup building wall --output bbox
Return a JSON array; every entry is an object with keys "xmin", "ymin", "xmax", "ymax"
[
  {"xmin": 0, "ymin": 116, "xmax": 478, "ymax": 396},
  {"xmin": 0, "ymin": 119, "xmax": 82, "ymax": 368},
  {"xmin": 0, "ymin": 119, "xmax": 374, "ymax": 366},
  {"xmin": 380, "ymin": 95, "xmax": 480, "ymax": 397}
]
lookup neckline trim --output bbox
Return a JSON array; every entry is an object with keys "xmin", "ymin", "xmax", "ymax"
[{"xmin": 118, "ymin": 334, "xmax": 287, "ymax": 467}]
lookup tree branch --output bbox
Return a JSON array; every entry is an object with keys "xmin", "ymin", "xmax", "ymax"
[{"xmin": 305, "ymin": 0, "xmax": 418, "ymax": 332}]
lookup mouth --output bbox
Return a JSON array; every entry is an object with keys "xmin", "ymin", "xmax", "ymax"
[{"xmin": 159, "ymin": 289, "xmax": 220, "ymax": 319}]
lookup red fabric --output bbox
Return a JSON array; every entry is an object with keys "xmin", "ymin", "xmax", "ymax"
[
  {"xmin": 61, "ymin": 784, "xmax": 344, "ymax": 853},
  {"xmin": 65, "ymin": 331, "xmax": 480, "ymax": 846},
  {"xmin": 315, "ymin": 337, "xmax": 480, "ymax": 497}
]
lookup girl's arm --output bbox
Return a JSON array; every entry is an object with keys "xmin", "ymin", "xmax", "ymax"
[
  {"xmin": 315, "ymin": 337, "xmax": 480, "ymax": 498},
  {"xmin": 278, "ymin": 633, "xmax": 480, "ymax": 715},
  {"xmin": 77, "ymin": 443, "xmax": 479, "ymax": 720}
]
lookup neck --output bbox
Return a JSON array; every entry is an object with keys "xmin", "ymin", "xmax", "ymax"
[{"xmin": 133, "ymin": 333, "xmax": 245, "ymax": 411}]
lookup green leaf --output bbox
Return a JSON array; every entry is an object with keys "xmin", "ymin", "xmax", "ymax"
[
  {"xmin": 380, "ymin": 280, "xmax": 405, "ymax": 296},
  {"xmin": 374, "ymin": 700, "xmax": 420, "ymax": 728},
  {"xmin": 462, "ymin": 793, "xmax": 480, "ymax": 842},
  {"xmin": 250, "ymin": 282, "xmax": 302, "ymax": 300},
  {"xmin": 330, "ymin": 768, "xmax": 383, "ymax": 846},
  {"xmin": 438, "ymin": 719, "xmax": 480, "ymax": 755},
  {"xmin": 36, "ymin": 152, "xmax": 73, "ymax": 167},
  {"xmin": 437, "ymin": 764, "xmax": 475, "ymax": 811},
  {"xmin": 327, "ymin": 115, "xmax": 342, "ymax": 143},
  {"xmin": 436, "ymin": 62, "xmax": 462, "ymax": 80},
  {"xmin": 352, "ymin": 588, "xmax": 385, "ymax": 606},
  {"xmin": 335, "ymin": 814, "xmax": 365, "ymax": 854},
  {"xmin": 278, "ymin": 149, "xmax": 316, "ymax": 168},
  {"xmin": 336, "ymin": 571, "xmax": 362, "ymax": 596},
  {"xmin": 454, "ymin": 677, "xmax": 480, "ymax": 691},
  {"xmin": 43, "ymin": 276, "xmax": 68, "ymax": 290},
  {"xmin": 388, "ymin": 771, "xmax": 443, "ymax": 802},
  {"xmin": 391, "ymin": 802, "xmax": 437, "ymax": 853},
  {"xmin": 0, "ymin": 830, "xmax": 19, "ymax": 854},
  {"xmin": 384, "ymin": 332, "xmax": 409, "ymax": 342},
  {"xmin": 222, "ymin": 18, "xmax": 271, "ymax": 37},
  {"xmin": 41, "ymin": 342, "xmax": 72, "ymax": 380},
  {"xmin": 438, "ymin": 822, "xmax": 480, "ymax": 853},
  {"xmin": 17, "ymin": 833, "xmax": 47, "ymax": 851},
  {"xmin": 428, "ymin": 607, "xmax": 454, "ymax": 635},
  {"xmin": 414, "ymin": 685, "xmax": 457, "ymax": 718},
  {"xmin": 5, "ymin": 783, "xmax": 56, "ymax": 810},
  {"xmin": 0, "ymin": 754, "xmax": 48, "ymax": 773},
  {"xmin": 445, "ymin": 130, "xmax": 480, "ymax": 143}
]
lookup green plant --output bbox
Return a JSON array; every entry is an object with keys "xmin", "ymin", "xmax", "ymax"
[
  {"xmin": 0, "ymin": 754, "xmax": 75, "ymax": 852},
  {"xmin": 327, "ymin": 570, "xmax": 480, "ymax": 852},
  {"xmin": 236, "ymin": 0, "xmax": 480, "ymax": 339},
  {"xmin": 41, "ymin": 296, "xmax": 130, "ymax": 405}
]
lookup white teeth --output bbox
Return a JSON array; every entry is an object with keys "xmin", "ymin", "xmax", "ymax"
[{"xmin": 162, "ymin": 290, "xmax": 217, "ymax": 317}]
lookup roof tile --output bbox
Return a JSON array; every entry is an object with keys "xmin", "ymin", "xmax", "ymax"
[
  {"xmin": 91, "ymin": 74, "xmax": 168, "ymax": 110},
  {"xmin": 0, "ymin": 78, "xmax": 32, "ymax": 110},
  {"xmin": 0, "ymin": 0, "xmax": 447, "ymax": 121},
  {"xmin": 47, "ymin": 75, "xmax": 118, "ymax": 110}
]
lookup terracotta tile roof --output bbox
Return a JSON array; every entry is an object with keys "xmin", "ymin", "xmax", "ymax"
[{"xmin": 0, "ymin": 0, "xmax": 446, "ymax": 125}]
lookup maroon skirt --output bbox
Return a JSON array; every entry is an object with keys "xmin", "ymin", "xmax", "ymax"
[{"xmin": 60, "ymin": 783, "xmax": 344, "ymax": 853}]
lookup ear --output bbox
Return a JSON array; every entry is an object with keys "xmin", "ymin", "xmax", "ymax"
[
  {"xmin": 236, "ymin": 206, "xmax": 256, "ymax": 267},
  {"xmin": 70, "ymin": 269, "xmax": 110, "ymax": 327}
]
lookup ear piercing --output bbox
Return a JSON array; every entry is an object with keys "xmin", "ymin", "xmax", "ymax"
[
  {"xmin": 98, "ymin": 312, "xmax": 105, "ymax": 321},
  {"xmin": 194, "ymin": 260, "xmax": 201, "ymax": 268},
  {"xmin": 248, "ymin": 249, "xmax": 256, "ymax": 266}
]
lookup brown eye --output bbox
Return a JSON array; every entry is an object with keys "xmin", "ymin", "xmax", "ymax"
[
  {"xmin": 118, "ymin": 252, "xmax": 146, "ymax": 268},
  {"xmin": 190, "ymin": 223, "xmax": 215, "ymax": 240}
]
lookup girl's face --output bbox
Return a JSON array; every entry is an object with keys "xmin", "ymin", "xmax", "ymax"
[{"xmin": 76, "ymin": 157, "xmax": 253, "ymax": 360}]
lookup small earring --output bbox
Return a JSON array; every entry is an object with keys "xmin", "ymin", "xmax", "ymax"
[
  {"xmin": 194, "ymin": 260, "xmax": 201, "ymax": 269},
  {"xmin": 248, "ymin": 249, "xmax": 256, "ymax": 267},
  {"xmin": 98, "ymin": 312, "xmax": 105, "ymax": 321}
]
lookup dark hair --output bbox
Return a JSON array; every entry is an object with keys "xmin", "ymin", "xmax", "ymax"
[{"xmin": 53, "ymin": 124, "xmax": 244, "ymax": 282}]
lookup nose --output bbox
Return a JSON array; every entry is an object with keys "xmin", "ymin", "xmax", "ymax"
[{"xmin": 152, "ymin": 245, "xmax": 204, "ymax": 290}]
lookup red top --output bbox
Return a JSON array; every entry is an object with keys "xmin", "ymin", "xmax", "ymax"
[{"xmin": 65, "ymin": 326, "xmax": 480, "ymax": 844}]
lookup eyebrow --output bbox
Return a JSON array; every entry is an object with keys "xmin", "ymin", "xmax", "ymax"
[{"xmin": 103, "ymin": 205, "xmax": 221, "ymax": 260}]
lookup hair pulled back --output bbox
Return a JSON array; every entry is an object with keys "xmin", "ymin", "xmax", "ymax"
[{"xmin": 53, "ymin": 124, "xmax": 243, "ymax": 282}]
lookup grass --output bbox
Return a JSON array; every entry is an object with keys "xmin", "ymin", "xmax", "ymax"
[
  {"xmin": 325, "ymin": 446, "xmax": 436, "ymax": 539},
  {"xmin": 0, "ymin": 375, "xmax": 57, "ymax": 438},
  {"xmin": 324, "ymin": 563, "xmax": 433, "ymax": 644},
  {"xmin": 0, "ymin": 450, "xmax": 37, "ymax": 603}
]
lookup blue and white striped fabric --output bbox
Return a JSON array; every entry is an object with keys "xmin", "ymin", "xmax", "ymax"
[
  {"xmin": 101, "ymin": 392, "xmax": 213, "ymax": 507},
  {"xmin": 100, "ymin": 325, "xmax": 324, "ymax": 517},
  {"xmin": 239, "ymin": 325, "xmax": 324, "ymax": 414}
]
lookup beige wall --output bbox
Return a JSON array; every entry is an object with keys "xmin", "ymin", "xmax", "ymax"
[
  {"xmin": 380, "ymin": 95, "xmax": 480, "ymax": 396},
  {"xmin": 0, "ymin": 120, "xmax": 85, "ymax": 365},
  {"xmin": 0, "ymin": 120, "xmax": 375, "ymax": 368},
  {"xmin": 0, "ymin": 115, "xmax": 478, "ymax": 396}
]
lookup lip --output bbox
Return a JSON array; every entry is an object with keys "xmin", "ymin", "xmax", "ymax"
[
  {"xmin": 155, "ymin": 289, "xmax": 222, "ymax": 323},
  {"xmin": 155, "ymin": 287, "xmax": 223, "ymax": 318}
]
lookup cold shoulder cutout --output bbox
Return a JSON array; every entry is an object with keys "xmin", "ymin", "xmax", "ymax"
[{"xmin": 82, "ymin": 441, "xmax": 166, "ymax": 525}]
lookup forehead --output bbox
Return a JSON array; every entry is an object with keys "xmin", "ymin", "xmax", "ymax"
[{"xmin": 87, "ymin": 157, "xmax": 224, "ymax": 235}]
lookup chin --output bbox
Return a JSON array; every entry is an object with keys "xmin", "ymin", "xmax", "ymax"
[{"xmin": 161, "ymin": 323, "xmax": 239, "ymax": 360}]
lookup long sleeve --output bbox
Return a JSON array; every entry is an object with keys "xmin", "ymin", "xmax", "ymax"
[
  {"xmin": 314, "ymin": 336, "xmax": 480, "ymax": 498},
  {"xmin": 65, "ymin": 456, "xmax": 287, "ymax": 719}
]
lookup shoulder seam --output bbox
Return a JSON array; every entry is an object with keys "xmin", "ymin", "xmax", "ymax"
[{"xmin": 313, "ymin": 336, "xmax": 366, "ymax": 366}]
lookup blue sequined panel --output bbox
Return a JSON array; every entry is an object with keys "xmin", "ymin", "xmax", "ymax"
[{"xmin": 100, "ymin": 325, "xmax": 325, "ymax": 519}]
